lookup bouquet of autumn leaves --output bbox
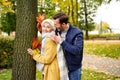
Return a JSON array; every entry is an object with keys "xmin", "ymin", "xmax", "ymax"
[{"xmin": 31, "ymin": 14, "xmax": 45, "ymax": 55}]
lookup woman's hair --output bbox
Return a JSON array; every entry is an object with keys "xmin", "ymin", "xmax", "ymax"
[
  {"xmin": 41, "ymin": 19, "xmax": 55, "ymax": 30},
  {"xmin": 52, "ymin": 12, "xmax": 69, "ymax": 24}
]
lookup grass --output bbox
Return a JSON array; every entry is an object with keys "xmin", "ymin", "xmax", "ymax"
[
  {"xmin": 82, "ymin": 69, "xmax": 120, "ymax": 80},
  {"xmin": 0, "ymin": 69, "xmax": 120, "ymax": 80},
  {"xmin": 84, "ymin": 40, "xmax": 120, "ymax": 59},
  {"xmin": 0, "ymin": 69, "xmax": 11, "ymax": 80},
  {"xmin": 36, "ymin": 69, "xmax": 42, "ymax": 80},
  {"xmin": 0, "ymin": 69, "xmax": 42, "ymax": 80}
]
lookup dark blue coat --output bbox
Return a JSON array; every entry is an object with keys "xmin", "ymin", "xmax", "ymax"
[{"xmin": 61, "ymin": 24, "xmax": 84, "ymax": 72}]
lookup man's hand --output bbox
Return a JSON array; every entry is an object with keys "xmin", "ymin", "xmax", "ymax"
[{"xmin": 50, "ymin": 33, "xmax": 62, "ymax": 44}]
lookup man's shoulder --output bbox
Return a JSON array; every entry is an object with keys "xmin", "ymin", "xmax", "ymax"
[
  {"xmin": 67, "ymin": 26, "xmax": 83, "ymax": 39},
  {"xmin": 69, "ymin": 25, "xmax": 83, "ymax": 34}
]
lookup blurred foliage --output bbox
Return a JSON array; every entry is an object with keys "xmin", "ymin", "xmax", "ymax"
[
  {"xmin": 96, "ymin": 21, "xmax": 112, "ymax": 34},
  {"xmin": 101, "ymin": 22, "xmax": 112, "ymax": 33},
  {"xmin": 0, "ymin": 0, "xmax": 118, "ymax": 38},
  {"xmin": 38, "ymin": 0, "xmax": 56, "ymax": 18},
  {"xmin": 0, "ymin": 36, "xmax": 14, "ymax": 68},
  {"xmin": 0, "ymin": 0, "xmax": 14, "ymax": 13},
  {"xmin": 53, "ymin": 0, "xmax": 81, "ymax": 27},
  {"xmin": 79, "ymin": 0, "xmax": 99, "ymax": 30},
  {"xmin": 0, "ymin": 0, "xmax": 16, "ymax": 35},
  {"xmin": 0, "ymin": 12, "xmax": 16, "ymax": 35}
]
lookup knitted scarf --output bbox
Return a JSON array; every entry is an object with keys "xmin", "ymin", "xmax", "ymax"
[
  {"xmin": 57, "ymin": 44, "xmax": 69, "ymax": 80},
  {"xmin": 36, "ymin": 31, "xmax": 55, "ymax": 73}
]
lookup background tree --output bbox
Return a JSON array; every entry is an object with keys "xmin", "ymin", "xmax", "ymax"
[
  {"xmin": 79, "ymin": 0, "xmax": 118, "ymax": 39},
  {"xmin": 12, "ymin": 0, "xmax": 37, "ymax": 80},
  {"xmin": 52, "ymin": 0, "xmax": 80, "ymax": 26},
  {"xmin": 79, "ymin": 0, "xmax": 99, "ymax": 39},
  {"xmin": 95, "ymin": 0, "xmax": 118, "ymax": 34},
  {"xmin": 102, "ymin": 21, "xmax": 112, "ymax": 33}
]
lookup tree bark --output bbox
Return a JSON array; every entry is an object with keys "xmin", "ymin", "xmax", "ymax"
[
  {"xmin": 83, "ymin": 0, "xmax": 89, "ymax": 40},
  {"xmin": 71, "ymin": 0, "xmax": 75, "ymax": 24},
  {"xmin": 12, "ymin": 0, "xmax": 37, "ymax": 80},
  {"xmin": 76, "ymin": 0, "xmax": 78, "ymax": 26}
]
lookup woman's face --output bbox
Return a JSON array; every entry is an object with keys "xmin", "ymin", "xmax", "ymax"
[{"xmin": 42, "ymin": 22, "xmax": 53, "ymax": 33}]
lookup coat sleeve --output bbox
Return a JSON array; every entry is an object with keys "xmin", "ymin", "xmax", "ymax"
[
  {"xmin": 33, "ymin": 38, "xmax": 57, "ymax": 64},
  {"xmin": 61, "ymin": 32, "xmax": 83, "ymax": 55}
]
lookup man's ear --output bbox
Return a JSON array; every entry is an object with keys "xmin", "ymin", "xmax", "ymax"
[{"xmin": 62, "ymin": 23, "xmax": 65, "ymax": 25}]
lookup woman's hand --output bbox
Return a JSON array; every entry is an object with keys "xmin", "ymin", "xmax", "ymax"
[{"xmin": 27, "ymin": 48, "xmax": 34, "ymax": 56}]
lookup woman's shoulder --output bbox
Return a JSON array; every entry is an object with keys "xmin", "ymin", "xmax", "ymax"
[
  {"xmin": 45, "ymin": 38, "xmax": 57, "ymax": 49},
  {"xmin": 46, "ymin": 37, "xmax": 55, "ymax": 43}
]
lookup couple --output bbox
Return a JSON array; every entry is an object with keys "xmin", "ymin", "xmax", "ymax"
[{"xmin": 27, "ymin": 12, "xmax": 84, "ymax": 80}]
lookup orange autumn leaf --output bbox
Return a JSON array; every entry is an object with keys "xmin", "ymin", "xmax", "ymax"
[
  {"xmin": 31, "ymin": 14, "xmax": 45, "ymax": 50},
  {"xmin": 36, "ymin": 14, "xmax": 46, "ymax": 23},
  {"xmin": 36, "ymin": 14, "xmax": 46, "ymax": 32},
  {"xmin": 32, "ymin": 38, "xmax": 41, "ymax": 49},
  {"xmin": 37, "ymin": 22, "xmax": 42, "ymax": 33}
]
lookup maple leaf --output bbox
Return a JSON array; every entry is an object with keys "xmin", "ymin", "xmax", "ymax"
[
  {"xmin": 32, "ymin": 38, "xmax": 41, "ymax": 49},
  {"xmin": 31, "ymin": 14, "xmax": 45, "ymax": 50},
  {"xmin": 36, "ymin": 14, "xmax": 46, "ymax": 23},
  {"xmin": 36, "ymin": 14, "xmax": 46, "ymax": 32}
]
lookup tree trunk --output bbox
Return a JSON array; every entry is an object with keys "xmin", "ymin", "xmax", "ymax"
[
  {"xmin": 12, "ymin": 0, "xmax": 37, "ymax": 80},
  {"xmin": 76, "ymin": 0, "xmax": 78, "ymax": 26},
  {"xmin": 84, "ymin": 0, "xmax": 89, "ymax": 40},
  {"xmin": 71, "ymin": 0, "xmax": 75, "ymax": 24},
  {"xmin": 85, "ymin": 30, "xmax": 89, "ymax": 40}
]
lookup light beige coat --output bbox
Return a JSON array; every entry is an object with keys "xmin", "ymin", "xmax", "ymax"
[{"xmin": 33, "ymin": 38, "xmax": 60, "ymax": 80}]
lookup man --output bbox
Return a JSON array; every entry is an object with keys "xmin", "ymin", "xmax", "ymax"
[{"xmin": 50, "ymin": 12, "xmax": 84, "ymax": 80}]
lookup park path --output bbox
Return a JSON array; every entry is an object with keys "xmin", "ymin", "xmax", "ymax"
[{"xmin": 82, "ymin": 54, "xmax": 120, "ymax": 76}]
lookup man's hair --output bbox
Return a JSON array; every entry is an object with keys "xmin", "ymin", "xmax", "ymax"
[{"xmin": 53, "ymin": 12, "xmax": 69, "ymax": 24}]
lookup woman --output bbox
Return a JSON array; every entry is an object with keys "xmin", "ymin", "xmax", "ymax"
[{"xmin": 27, "ymin": 19, "xmax": 60, "ymax": 80}]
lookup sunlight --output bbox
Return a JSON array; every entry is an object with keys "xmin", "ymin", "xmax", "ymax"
[{"xmin": 94, "ymin": 1, "xmax": 120, "ymax": 33}]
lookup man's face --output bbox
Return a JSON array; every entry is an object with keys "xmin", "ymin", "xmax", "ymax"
[{"xmin": 54, "ymin": 19, "xmax": 64, "ymax": 31}]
